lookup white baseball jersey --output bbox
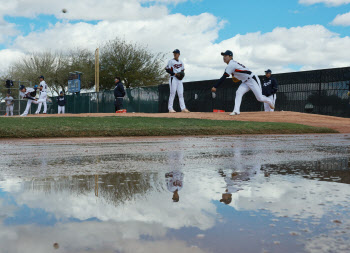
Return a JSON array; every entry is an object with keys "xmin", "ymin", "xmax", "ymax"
[
  {"xmin": 166, "ymin": 171, "xmax": 184, "ymax": 192},
  {"xmin": 224, "ymin": 60, "xmax": 253, "ymax": 82},
  {"xmin": 40, "ymin": 81, "xmax": 48, "ymax": 92},
  {"xmin": 166, "ymin": 59, "xmax": 184, "ymax": 74},
  {"xmin": 20, "ymin": 88, "xmax": 36, "ymax": 99},
  {"xmin": 5, "ymin": 96, "xmax": 13, "ymax": 105}
]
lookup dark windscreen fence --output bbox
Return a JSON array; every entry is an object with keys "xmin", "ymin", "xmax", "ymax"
[
  {"xmin": 159, "ymin": 67, "xmax": 350, "ymax": 117},
  {"xmin": 273, "ymin": 67, "xmax": 350, "ymax": 117},
  {"xmin": 49, "ymin": 86, "xmax": 159, "ymax": 114},
  {"xmin": 158, "ymin": 79, "xmax": 259, "ymax": 113},
  {"xmin": 46, "ymin": 67, "xmax": 350, "ymax": 117}
]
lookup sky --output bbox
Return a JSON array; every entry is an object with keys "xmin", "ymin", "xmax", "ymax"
[{"xmin": 1, "ymin": 0, "xmax": 350, "ymax": 81}]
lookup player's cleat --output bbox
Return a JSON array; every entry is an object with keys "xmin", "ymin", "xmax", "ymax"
[
  {"xmin": 229, "ymin": 112, "xmax": 240, "ymax": 116},
  {"xmin": 20, "ymin": 114, "xmax": 27, "ymax": 117},
  {"xmin": 169, "ymin": 109, "xmax": 176, "ymax": 113},
  {"xmin": 43, "ymin": 113, "xmax": 47, "ymax": 114},
  {"xmin": 181, "ymin": 109, "xmax": 190, "ymax": 113},
  {"xmin": 35, "ymin": 112, "xmax": 39, "ymax": 114}
]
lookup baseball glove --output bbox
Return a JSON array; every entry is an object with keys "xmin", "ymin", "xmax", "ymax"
[
  {"xmin": 232, "ymin": 76, "xmax": 241, "ymax": 83},
  {"xmin": 175, "ymin": 71, "xmax": 185, "ymax": 80}
]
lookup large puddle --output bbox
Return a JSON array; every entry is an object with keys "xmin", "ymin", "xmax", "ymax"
[{"xmin": 0, "ymin": 134, "xmax": 350, "ymax": 253}]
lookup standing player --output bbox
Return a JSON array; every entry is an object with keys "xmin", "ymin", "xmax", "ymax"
[
  {"xmin": 19, "ymin": 85, "xmax": 38, "ymax": 116},
  {"xmin": 57, "ymin": 91, "xmax": 66, "ymax": 114},
  {"xmin": 4, "ymin": 93, "xmax": 14, "ymax": 116},
  {"xmin": 262, "ymin": 69, "xmax": 278, "ymax": 112},
  {"xmin": 165, "ymin": 49, "xmax": 190, "ymax": 113},
  {"xmin": 211, "ymin": 50, "xmax": 275, "ymax": 115},
  {"xmin": 35, "ymin": 75, "xmax": 48, "ymax": 114}
]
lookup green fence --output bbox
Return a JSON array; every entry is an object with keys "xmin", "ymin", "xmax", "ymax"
[{"xmin": 48, "ymin": 87, "xmax": 159, "ymax": 114}]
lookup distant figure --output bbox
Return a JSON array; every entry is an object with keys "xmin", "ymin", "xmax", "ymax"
[
  {"xmin": 262, "ymin": 69, "xmax": 278, "ymax": 112},
  {"xmin": 113, "ymin": 76, "xmax": 125, "ymax": 112},
  {"xmin": 57, "ymin": 91, "xmax": 66, "ymax": 114},
  {"xmin": 165, "ymin": 170, "xmax": 184, "ymax": 202},
  {"xmin": 4, "ymin": 93, "xmax": 14, "ymax": 116}
]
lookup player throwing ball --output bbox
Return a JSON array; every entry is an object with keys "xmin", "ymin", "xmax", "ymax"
[
  {"xmin": 165, "ymin": 49, "xmax": 190, "ymax": 113},
  {"xmin": 211, "ymin": 50, "xmax": 275, "ymax": 115},
  {"xmin": 19, "ymin": 85, "xmax": 39, "ymax": 116}
]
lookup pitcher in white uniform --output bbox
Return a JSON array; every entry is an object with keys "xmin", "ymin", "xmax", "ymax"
[
  {"xmin": 35, "ymin": 75, "xmax": 48, "ymax": 114},
  {"xmin": 19, "ymin": 85, "xmax": 39, "ymax": 116},
  {"xmin": 165, "ymin": 49, "xmax": 190, "ymax": 113},
  {"xmin": 211, "ymin": 50, "xmax": 275, "ymax": 115}
]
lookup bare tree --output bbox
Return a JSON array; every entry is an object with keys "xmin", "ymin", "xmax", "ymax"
[
  {"xmin": 8, "ymin": 50, "xmax": 95, "ymax": 95},
  {"xmin": 99, "ymin": 38, "xmax": 167, "ymax": 89}
]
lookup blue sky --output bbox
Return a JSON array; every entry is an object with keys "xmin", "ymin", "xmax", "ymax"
[{"xmin": 1, "ymin": 0, "xmax": 350, "ymax": 79}]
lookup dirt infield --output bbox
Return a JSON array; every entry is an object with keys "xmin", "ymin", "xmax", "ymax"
[{"xmin": 25, "ymin": 111, "xmax": 350, "ymax": 133}]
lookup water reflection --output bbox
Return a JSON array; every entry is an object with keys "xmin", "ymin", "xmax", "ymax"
[{"xmin": 0, "ymin": 136, "xmax": 350, "ymax": 253}]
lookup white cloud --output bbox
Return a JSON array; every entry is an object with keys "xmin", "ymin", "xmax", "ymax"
[
  {"xmin": 299, "ymin": 0, "xmax": 350, "ymax": 6},
  {"xmin": 331, "ymin": 12, "xmax": 350, "ymax": 26},
  {"xmin": 0, "ymin": 1, "xmax": 350, "ymax": 81}
]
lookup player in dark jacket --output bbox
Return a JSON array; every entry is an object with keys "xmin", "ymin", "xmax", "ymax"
[
  {"xmin": 262, "ymin": 69, "xmax": 278, "ymax": 112},
  {"xmin": 114, "ymin": 76, "xmax": 125, "ymax": 112},
  {"xmin": 57, "ymin": 91, "xmax": 66, "ymax": 114}
]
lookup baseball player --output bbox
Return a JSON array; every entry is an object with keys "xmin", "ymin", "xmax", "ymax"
[
  {"xmin": 35, "ymin": 75, "xmax": 48, "ymax": 114},
  {"xmin": 262, "ymin": 69, "xmax": 278, "ymax": 112},
  {"xmin": 4, "ymin": 93, "xmax": 14, "ymax": 116},
  {"xmin": 19, "ymin": 85, "xmax": 39, "ymax": 116},
  {"xmin": 165, "ymin": 49, "xmax": 190, "ymax": 113},
  {"xmin": 57, "ymin": 91, "xmax": 66, "ymax": 114},
  {"xmin": 211, "ymin": 50, "xmax": 275, "ymax": 115},
  {"xmin": 165, "ymin": 170, "xmax": 184, "ymax": 202}
]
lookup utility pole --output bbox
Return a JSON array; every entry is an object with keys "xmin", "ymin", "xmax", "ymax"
[
  {"xmin": 95, "ymin": 48, "xmax": 99, "ymax": 112},
  {"xmin": 95, "ymin": 48, "xmax": 99, "ymax": 92}
]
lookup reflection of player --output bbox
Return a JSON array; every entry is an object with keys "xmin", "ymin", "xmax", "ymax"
[
  {"xmin": 4, "ymin": 93, "xmax": 14, "ymax": 116},
  {"xmin": 165, "ymin": 171, "xmax": 184, "ymax": 202},
  {"xmin": 220, "ymin": 166, "xmax": 262, "ymax": 205},
  {"xmin": 35, "ymin": 75, "xmax": 48, "ymax": 114},
  {"xmin": 19, "ymin": 85, "xmax": 38, "ymax": 116}
]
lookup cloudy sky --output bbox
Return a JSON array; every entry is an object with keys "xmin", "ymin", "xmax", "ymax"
[{"xmin": 1, "ymin": 0, "xmax": 350, "ymax": 81}]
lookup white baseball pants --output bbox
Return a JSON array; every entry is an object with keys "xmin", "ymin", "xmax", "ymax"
[
  {"xmin": 233, "ymin": 75, "xmax": 274, "ymax": 114},
  {"xmin": 264, "ymin": 94, "xmax": 277, "ymax": 112},
  {"xmin": 6, "ymin": 105, "xmax": 13, "ymax": 116},
  {"xmin": 58, "ymin": 106, "xmax": 65, "ymax": 114},
  {"xmin": 22, "ymin": 100, "xmax": 38, "ymax": 116},
  {"xmin": 36, "ymin": 91, "xmax": 47, "ymax": 114},
  {"xmin": 168, "ymin": 76, "xmax": 186, "ymax": 111}
]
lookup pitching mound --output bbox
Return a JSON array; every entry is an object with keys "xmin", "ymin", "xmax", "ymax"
[{"xmin": 27, "ymin": 111, "xmax": 350, "ymax": 133}]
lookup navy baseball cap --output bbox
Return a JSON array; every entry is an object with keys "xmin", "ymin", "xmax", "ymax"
[
  {"xmin": 265, "ymin": 69, "xmax": 272, "ymax": 73},
  {"xmin": 173, "ymin": 49, "xmax": 180, "ymax": 54},
  {"xmin": 60, "ymin": 91, "xmax": 63, "ymax": 94},
  {"xmin": 39, "ymin": 75, "xmax": 44, "ymax": 79},
  {"xmin": 221, "ymin": 50, "xmax": 233, "ymax": 56},
  {"xmin": 19, "ymin": 84, "xmax": 25, "ymax": 90}
]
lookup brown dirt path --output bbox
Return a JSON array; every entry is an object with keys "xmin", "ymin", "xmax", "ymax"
[{"xmin": 20, "ymin": 111, "xmax": 350, "ymax": 133}]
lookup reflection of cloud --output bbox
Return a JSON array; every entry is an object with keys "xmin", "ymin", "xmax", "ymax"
[
  {"xmin": 229, "ymin": 174, "xmax": 350, "ymax": 219},
  {"xmin": 0, "ymin": 221, "xmax": 209, "ymax": 253},
  {"xmin": 304, "ymin": 217, "xmax": 350, "ymax": 253},
  {"xmin": 0, "ymin": 170, "xmax": 220, "ymax": 231}
]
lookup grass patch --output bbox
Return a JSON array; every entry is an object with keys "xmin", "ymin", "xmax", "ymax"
[{"xmin": 0, "ymin": 116, "xmax": 337, "ymax": 138}]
